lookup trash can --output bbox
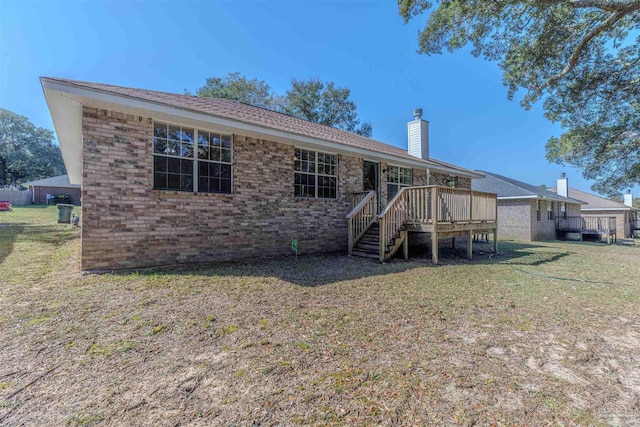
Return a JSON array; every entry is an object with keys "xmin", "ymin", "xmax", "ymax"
[{"xmin": 56, "ymin": 204, "xmax": 75, "ymax": 223}]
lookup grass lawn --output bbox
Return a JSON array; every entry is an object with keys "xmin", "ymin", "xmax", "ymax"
[{"xmin": 1, "ymin": 207, "xmax": 640, "ymax": 426}]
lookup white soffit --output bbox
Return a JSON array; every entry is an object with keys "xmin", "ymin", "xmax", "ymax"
[{"xmin": 42, "ymin": 87, "xmax": 83, "ymax": 184}]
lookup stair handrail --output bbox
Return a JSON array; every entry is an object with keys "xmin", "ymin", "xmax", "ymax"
[
  {"xmin": 378, "ymin": 187, "xmax": 409, "ymax": 261},
  {"xmin": 346, "ymin": 190, "xmax": 377, "ymax": 255}
]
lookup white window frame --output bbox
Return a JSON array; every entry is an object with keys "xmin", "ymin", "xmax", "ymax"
[
  {"xmin": 294, "ymin": 148, "xmax": 338, "ymax": 199},
  {"xmin": 547, "ymin": 201, "xmax": 555, "ymax": 221},
  {"xmin": 152, "ymin": 121, "xmax": 233, "ymax": 194},
  {"xmin": 387, "ymin": 164, "xmax": 412, "ymax": 201}
]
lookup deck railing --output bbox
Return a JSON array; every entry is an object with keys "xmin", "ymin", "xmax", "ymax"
[
  {"xmin": 403, "ymin": 186, "xmax": 497, "ymax": 224},
  {"xmin": 378, "ymin": 188, "xmax": 409, "ymax": 260},
  {"xmin": 351, "ymin": 191, "xmax": 371, "ymax": 210},
  {"xmin": 556, "ymin": 216, "xmax": 616, "ymax": 232},
  {"xmin": 346, "ymin": 190, "xmax": 377, "ymax": 255}
]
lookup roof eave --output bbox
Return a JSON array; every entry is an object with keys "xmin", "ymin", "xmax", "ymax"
[{"xmin": 41, "ymin": 77, "xmax": 481, "ymax": 179}]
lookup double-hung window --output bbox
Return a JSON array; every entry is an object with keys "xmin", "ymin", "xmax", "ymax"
[
  {"xmin": 294, "ymin": 148, "xmax": 337, "ymax": 198},
  {"xmin": 153, "ymin": 122, "xmax": 232, "ymax": 193},
  {"xmin": 547, "ymin": 201, "xmax": 554, "ymax": 220},
  {"xmin": 387, "ymin": 165, "xmax": 412, "ymax": 201}
]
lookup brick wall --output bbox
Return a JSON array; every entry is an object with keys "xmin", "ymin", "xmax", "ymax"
[
  {"xmin": 531, "ymin": 200, "xmax": 557, "ymax": 240},
  {"xmin": 497, "ymin": 199, "xmax": 533, "ymax": 241},
  {"xmin": 81, "ymin": 107, "xmax": 363, "ymax": 271}
]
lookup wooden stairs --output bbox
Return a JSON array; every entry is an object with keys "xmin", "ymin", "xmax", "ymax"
[{"xmin": 351, "ymin": 222, "xmax": 407, "ymax": 260}]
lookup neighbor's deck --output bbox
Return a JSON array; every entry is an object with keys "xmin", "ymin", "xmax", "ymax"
[{"xmin": 556, "ymin": 216, "xmax": 617, "ymax": 243}]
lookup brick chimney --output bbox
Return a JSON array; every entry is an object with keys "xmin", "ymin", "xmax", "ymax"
[
  {"xmin": 557, "ymin": 172, "xmax": 568, "ymax": 198},
  {"xmin": 624, "ymin": 189, "xmax": 633, "ymax": 207},
  {"xmin": 408, "ymin": 108, "xmax": 429, "ymax": 160}
]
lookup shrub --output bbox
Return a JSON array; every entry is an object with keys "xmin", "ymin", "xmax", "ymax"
[{"xmin": 54, "ymin": 193, "xmax": 73, "ymax": 204}]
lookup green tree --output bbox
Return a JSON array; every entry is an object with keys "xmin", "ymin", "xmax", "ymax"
[
  {"xmin": 0, "ymin": 108, "xmax": 65, "ymax": 187},
  {"xmin": 284, "ymin": 78, "xmax": 373, "ymax": 137},
  {"xmin": 194, "ymin": 72, "xmax": 283, "ymax": 111},
  {"xmin": 399, "ymin": 0, "xmax": 640, "ymax": 194},
  {"xmin": 195, "ymin": 73, "xmax": 373, "ymax": 137}
]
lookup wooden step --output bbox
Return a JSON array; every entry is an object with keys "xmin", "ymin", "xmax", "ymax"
[
  {"xmin": 358, "ymin": 236, "xmax": 379, "ymax": 243},
  {"xmin": 351, "ymin": 250, "xmax": 380, "ymax": 259},
  {"xmin": 354, "ymin": 242, "xmax": 379, "ymax": 251}
]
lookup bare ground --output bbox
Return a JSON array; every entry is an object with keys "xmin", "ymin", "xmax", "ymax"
[{"xmin": 1, "ymin": 207, "xmax": 640, "ymax": 426}]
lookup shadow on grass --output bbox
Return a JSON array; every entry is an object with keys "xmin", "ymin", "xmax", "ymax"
[
  {"xmin": 0, "ymin": 222, "xmax": 77, "ymax": 265},
  {"xmin": 0, "ymin": 223, "xmax": 24, "ymax": 266},
  {"xmin": 107, "ymin": 240, "xmax": 573, "ymax": 287}
]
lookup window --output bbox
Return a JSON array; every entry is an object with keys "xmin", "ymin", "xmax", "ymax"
[
  {"xmin": 560, "ymin": 202, "xmax": 567, "ymax": 219},
  {"xmin": 294, "ymin": 148, "xmax": 337, "ymax": 198},
  {"xmin": 387, "ymin": 165, "xmax": 412, "ymax": 201},
  {"xmin": 547, "ymin": 201, "xmax": 554, "ymax": 220},
  {"xmin": 445, "ymin": 175, "xmax": 459, "ymax": 188},
  {"xmin": 153, "ymin": 122, "xmax": 232, "ymax": 193},
  {"xmin": 536, "ymin": 200, "xmax": 541, "ymax": 221}
]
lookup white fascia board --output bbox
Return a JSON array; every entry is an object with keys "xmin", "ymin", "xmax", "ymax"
[
  {"xmin": 41, "ymin": 78, "xmax": 480, "ymax": 178},
  {"xmin": 581, "ymin": 207, "xmax": 632, "ymax": 211},
  {"xmin": 497, "ymin": 195, "xmax": 537, "ymax": 200}
]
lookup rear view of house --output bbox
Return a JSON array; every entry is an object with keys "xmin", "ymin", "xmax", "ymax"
[
  {"xmin": 550, "ymin": 176, "xmax": 638, "ymax": 239},
  {"xmin": 42, "ymin": 78, "xmax": 496, "ymax": 271},
  {"xmin": 472, "ymin": 171, "xmax": 583, "ymax": 242}
]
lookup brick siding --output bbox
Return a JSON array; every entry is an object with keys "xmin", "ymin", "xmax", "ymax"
[
  {"xmin": 497, "ymin": 199, "xmax": 533, "ymax": 241},
  {"xmin": 80, "ymin": 107, "xmax": 365, "ymax": 271},
  {"xmin": 80, "ymin": 107, "xmax": 477, "ymax": 271}
]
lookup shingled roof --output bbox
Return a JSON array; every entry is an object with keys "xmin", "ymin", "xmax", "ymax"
[
  {"xmin": 472, "ymin": 170, "xmax": 583, "ymax": 204},
  {"xmin": 548, "ymin": 187, "xmax": 636, "ymax": 211},
  {"xmin": 22, "ymin": 174, "xmax": 80, "ymax": 188},
  {"xmin": 41, "ymin": 77, "xmax": 481, "ymax": 178}
]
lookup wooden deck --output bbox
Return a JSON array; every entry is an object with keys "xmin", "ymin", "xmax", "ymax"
[
  {"xmin": 556, "ymin": 216, "xmax": 617, "ymax": 243},
  {"xmin": 347, "ymin": 186, "xmax": 498, "ymax": 264}
]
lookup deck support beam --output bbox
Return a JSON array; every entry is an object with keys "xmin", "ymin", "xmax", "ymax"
[
  {"xmin": 431, "ymin": 232, "xmax": 439, "ymax": 265},
  {"xmin": 467, "ymin": 230, "xmax": 473, "ymax": 260},
  {"xmin": 493, "ymin": 228, "xmax": 498, "ymax": 253},
  {"xmin": 403, "ymin": 230, "xmax": 409, "ymax": 260}
]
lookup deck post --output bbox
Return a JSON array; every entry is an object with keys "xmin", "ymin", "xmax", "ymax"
[
  {"xmin": 467, "ymin": 230, "xmax": 473, "ymax": 260},
  {"xmin": 379, "ymin": 216, "xmax": 386, "ymax": 262},
  {"xmin": 347, "ymin": 219, "xmax": 353, "ymax": 256},
  {"xmin": 493, "ymin": 228, "xmax": 498, "ymax": 253},
  {"xmin": 451, "ymin": 237, "xmax": 455, "ymax": 249},
  {"xmin": 403, "ymin": 230, "xmax": 409, "ymax": 260},
  {"xmin": 431, "ymin": 232, "xmax": 439, "ymax": 265}
]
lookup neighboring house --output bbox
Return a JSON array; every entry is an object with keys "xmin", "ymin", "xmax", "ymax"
[
  {"xmin": 550, "ymin": 177, "xmax": 638, "ymax": 239},
  {"xmin": 22, "ymin": 174, "xmax": 81, "ymax": 205},
  {"xmin": 472, "ymin": 171, "xmax": 583, "ymax": 241},
  {"xmin": 42, "ymin": 78, "xmax": 497, "ymax": 271}
]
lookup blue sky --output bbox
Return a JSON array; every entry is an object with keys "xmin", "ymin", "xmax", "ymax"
[{"xmin": 0, "ymin": 0, "xmax": 626, "ymax": 196}]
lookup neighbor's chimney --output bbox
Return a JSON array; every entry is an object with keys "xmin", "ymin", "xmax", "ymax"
[
  {"xmin": 408, "ymin": 108, "xmax": 429, "ymax": 160},
  {"xmin": 624, "ymin": 189, "xmax": 633, "ymax": 207},
  {"xmin": 557, "ymin": 172, "xmax": 568, "ymax": 198}
]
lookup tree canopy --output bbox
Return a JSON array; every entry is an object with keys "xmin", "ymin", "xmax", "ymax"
[
  {"xmin": 0, "ymin": 108, "xmax": 65, "ymax": 187},
  {"xmin": 195, "ymin": 72, "xmax": 284, "ymax": 111},
  {"xmin": 195, "ymin": 73, "xmax": 373, "ymax": 137},
  {"xmin": 399, "ymin": 0, "xmax": 640, "ymax": 195}
]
